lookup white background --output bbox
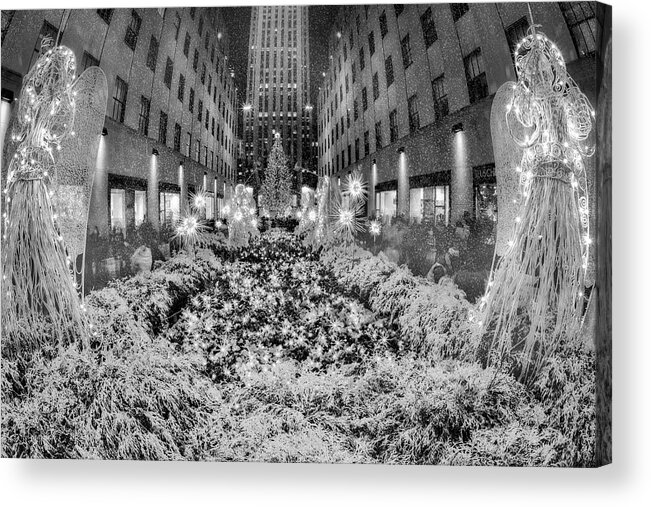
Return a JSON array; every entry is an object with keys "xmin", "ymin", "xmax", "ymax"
[{"xmin": 2, "ymin": 0, "xmax": 649, "ymax": 505}]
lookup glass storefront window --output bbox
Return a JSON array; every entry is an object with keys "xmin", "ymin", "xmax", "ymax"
[
  {"xmin": 110, "ymin": 188, "xmax": 126, "ymax": 231},
  {"xmin": 408, "ymin": 185, "xmax": 449, "ymax": 225},
  {"xmin": 206, "ymin": 194, "xmax": 215, "ymax": 220},
  {"xmin": 134, "ymin": 190, "xmax": 147, "ymax": 226},
  {"xmin": 475, "ymin": 184, "xmax": 497, "ymax": 222},
  {"xmin": 375, "ymin": 190, "xmax": 397, "ymax": 220},
  {"xmin": 160, "ymin": 191, "xmax": 180, "ymax": 225}
]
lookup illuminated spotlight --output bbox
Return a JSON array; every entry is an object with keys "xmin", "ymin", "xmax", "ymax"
[
  {"xmin": 451, "ymin": 123, "xmax": 464, "ymax": 134},
  {"xmin": 1, "ymin": 89, "xmax": 14, "ymax": 103},
  {"xmin": 243, "ymin": 103, "xmax": 252, "ymax": 112}
]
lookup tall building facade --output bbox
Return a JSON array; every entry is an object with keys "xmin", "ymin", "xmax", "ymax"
[
  {"xmin": 317, "ymin": 3, "xmax": 608, "ymax": 224},
  {"xmin": 243, "ymin": 5, "xmax": 313, "ymax": 195},
  {"xmin": 1, "ymin": 7, "xmax": 238, "ymax": 236}
]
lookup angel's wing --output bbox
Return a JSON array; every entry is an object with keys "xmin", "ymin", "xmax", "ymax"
[
  {"xmin": 1, "ymin": 113, "xmax": 20, "ymax": 213},
  {"xmin": 490, "ymin": 82, "xmax": 524, "ymax": 258},
  {"xmin": 51, "ymin": 66, "xmax": 107, "ymax": 266}
]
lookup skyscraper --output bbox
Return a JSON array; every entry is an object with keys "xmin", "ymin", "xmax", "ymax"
[{"xmin": 243, "ymin": 5, "xmax": 313, "ymax": 194}]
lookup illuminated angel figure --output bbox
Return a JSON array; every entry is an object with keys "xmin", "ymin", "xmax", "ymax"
[
  {"xmin": 1, "ymin": 38, "xmax": 107, "ymax": 356},
  {"xmin": 226, "ymin": 183, "xmax": 259, "ymax": 247},
  {"xmin": 479, "ymin": 26, "xmax": 595, "ymax": 385},
  {"xmin": 296, "ymin": 186, "xmax": 316, "ymax": 237}
]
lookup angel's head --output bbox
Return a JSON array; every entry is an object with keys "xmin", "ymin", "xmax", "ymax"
[{"xmin": 18, "ymin": 44, "xmax": 76, "ymax": 143}]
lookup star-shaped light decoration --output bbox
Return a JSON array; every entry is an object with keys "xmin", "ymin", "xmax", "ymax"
[
  {"xmin": 342, "ymin": 169, "xmax": 367, "ymax": 201},
  {"xmin": 174, "ymin": 213, "xmax": 208, "ymax": 253},
  {"xmin": 369, "ymin": 219, "xmax": 381, "ymax": 237}
]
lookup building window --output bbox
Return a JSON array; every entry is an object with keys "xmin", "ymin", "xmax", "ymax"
[
  {"xmin": 368, "ymin": 31, "xmax": 375, "ymax": 56},
  {"xmin": 201, "ymin": 63, "xmax": 206, "ymax": 85},
  {"xmin": 146, "ymin": 36, "xmax": 159, "ymax": 71},
  {"xmin": 189, "ymin": 88, "xmax": 195, "ymax": 112},
  {"xmin": 158, "ymin": 111, "xmax": 168, "ymax": 145},
  {"xmin": 110, "ymin": 189, "xmax": 126, "ymax": 230},
  {"xmin": 362, "ymin": 87, "xmax": 368, "ymax": 111},
  {"xmin": 408, "ymin": 94, "xmax": 420, "ymax": 132},
  {"xmin": 81, "ymin": 50, "xmax": 99, "ymax": 70},
  {"xmin": 421, "ymin": 7, "xmax": 438, "ymax": 47},
  {"xmin": 198, "ymin": 99, "xmax": 203, "ymax": 121},
  {"xmin": 190, "ymin": 7, "xmax": 196, "ymax": 19},
  {"xmin": 178, "ymin": 73, "xmax": 185, "ymax": 102},
  {"xmin": 185, "ymin": 132, "xmax": 192, "ymax": 157},
  {"xmin": 195, "ymin": 140, "xmax": 200, "ymax": 161},
  {"xmin": 134, "ymin": 190, "xmax": 147, "ymax": 226},
  {"xmin": 389, "ymin": 109, "xmax": 398, "ymax": 142},
  {"xmin": 464, "ymin": 48, "xmax": 488, "ymax": 104},
  {"xmin": 183, "ymin": 32, "xmax": 191, "ymax": 57},
  {"xmin": 451, "ymin": 3, "xmax": 469, "ymax": 22},
  {"xmin": 401, "ymin": 34, "xmax": 412, "ymax": 68},
  {"xmin": 138, "ymin": 96, "xmax": 150, "ymax": 136},
  {"xmin": 111, "ymin": 76, "xmax": 128, "ymax": 123},
  {"xmin": 372, "ymin": 72, "xmax": 380, "ymax": 101},
  {"xmin": 97, "ymin": 9, "xmax": 113, "ymax": 25},
  {"xmin": 380, "ymin": 11, "xmax": 388, "ymax": 38},
  {"xmin": 354, "ymin": 99, "xmax": 359, "ymax": 120},
  {"xmin": 205, "ymin": 108, "xmax": 209, "ymax": 129},
  {"xmin": 364, "ymin": 130, "xmax": 369, "ymax": 156},
  {"xmin": 174, "ymin": 12, "xmax": 181, "ymax": 40},
  {"xmin": 505, "ymin": 17, "xmax": 529, "ymax": 70},
  {"xmin": 193, "ymin": 49, "xmax": 199, "ymax": 71},
  {"xmin": 394, "ymin": 4, "xmax": 404, "ymax": 17},
  {"xmin": 385, "ymin": 56, "xmax": 394, "ymax": 87},
  {"xmin": 375, "ymin": 120, "xmax": 383, "ymax": 149},
  {"xmin": 33, "ymin": 21, "xmax": 58, "ymax": 64},
  {"xmin": 359, "ymin": 47, "xmax": 365, "ymax": 70},
  {"xmin": 559, "ymin": 2, "xmax": 601, "ymax": 58},
  {"xmin": 173, "ymin": 123, "xmax": 181, "ymax": 151},
  {"xmin": 352, "ymin": 62, "xmax": 357, "ymax": 83},
  {"xmin": 431, "ymin": 74, "xmax": 449, "ymax": 120},
  {"xmin": 164, "ymin": 57, "xmax": 173, "ymax": 88},
  {"xmin": 124, "ymin": 9, "xmax": 142, "ymax": 51},
  {"xmin": 355, "ymin": 138, "xmax": 360, "ymax": 160},
  {"xmin": 198, "ymin": 15, "xmax": 204, "ymax": 36}
]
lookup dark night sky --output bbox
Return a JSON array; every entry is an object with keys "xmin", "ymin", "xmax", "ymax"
[{"xmin": 223, "ymin": 5, "xmax": 338, "ymax": 108}]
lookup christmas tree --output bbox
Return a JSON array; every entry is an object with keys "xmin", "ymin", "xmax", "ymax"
[{"xmin": 259, "ymin": 134, "xmax": 292, "ymax": 218}]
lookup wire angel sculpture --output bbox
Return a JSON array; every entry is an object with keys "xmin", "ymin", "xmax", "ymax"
[
  {"xmin": 296, "ymin": 186, "xmax": 317, "ymax": 237},
  {"xmin": 226, "ymin": 183, "xmax": 259, "ymax": 248},
  {"xmin": 478, "ymin": 26, "xmax": 595, "ymax": 384},
  {"xmin": 1, "ymin": 39, "xmax": 107, "ymax": 356},
  {"xmin": 306, "ymin": 176, "xmax": 337, "ymax": 248}
]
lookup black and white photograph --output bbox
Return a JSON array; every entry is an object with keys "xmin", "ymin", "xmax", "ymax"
[{"xmin": 1, "ymin": 0, "xmax": 614, "ymax": 478}]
